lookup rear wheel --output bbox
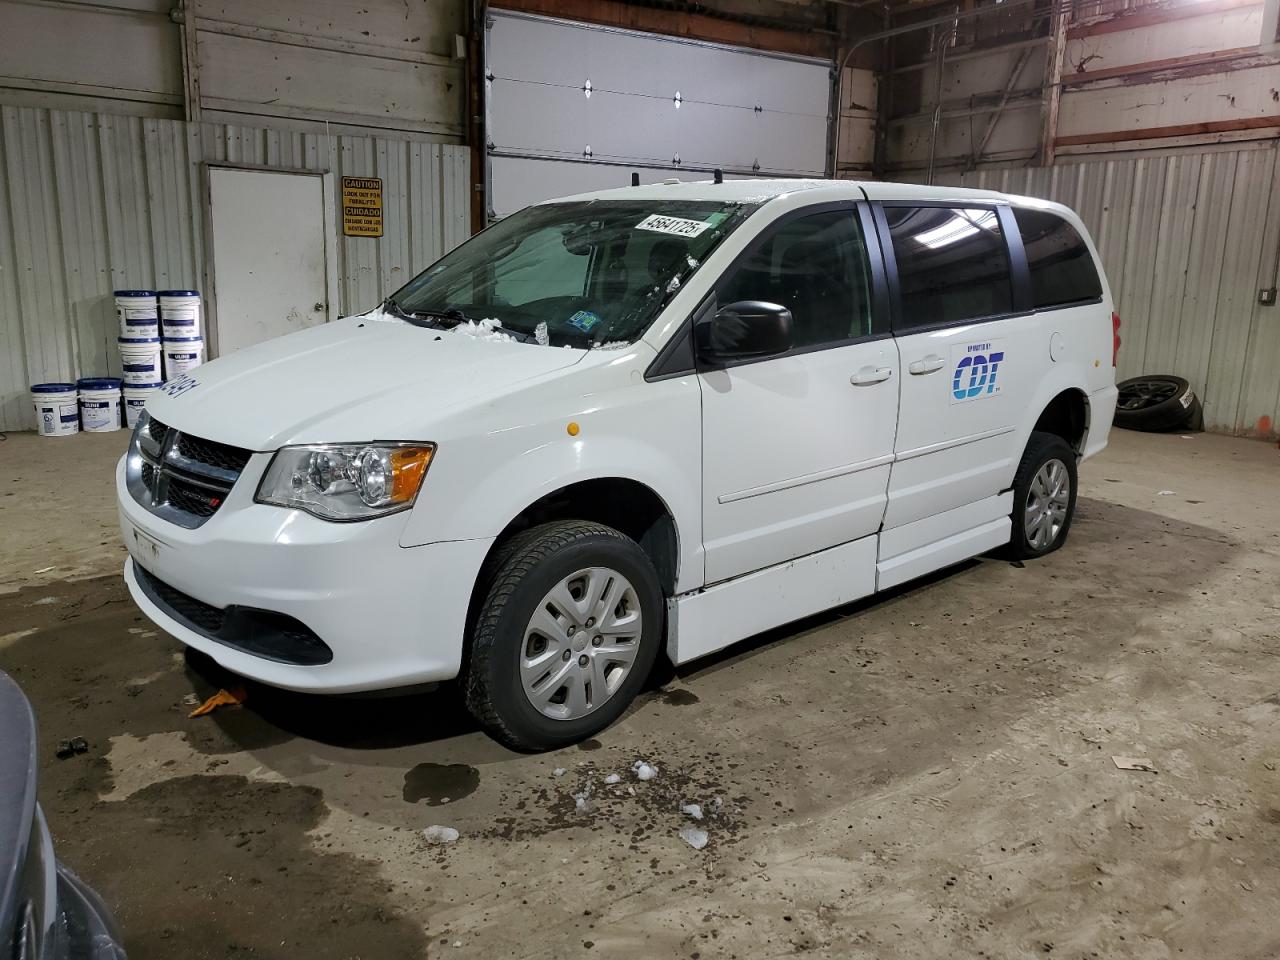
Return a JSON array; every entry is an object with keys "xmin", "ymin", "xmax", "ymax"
[
  {"xmin": 1005, "ymin": 431, "xmax": 1078, "ymax": 560},
  {"xmin": 464, "ymin": 520, "xmax": 663, "ymax": 751}
]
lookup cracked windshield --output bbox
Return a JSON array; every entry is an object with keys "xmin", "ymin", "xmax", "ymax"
[{"xmin": 387, "ymin": 199, "xmax": 757, "ymax": 347}]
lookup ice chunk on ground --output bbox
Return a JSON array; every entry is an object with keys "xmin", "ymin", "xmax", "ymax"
[
  {"xmin": 603, "ymin": 773, "xmax": 621, "ymax": 784},
  {"xmin": 679, "ymin": 826, "xmax": 708, "ymax": 850},
  {"xmin": 666, "ymin": 275, "xmax": 682, "ymax": 293},
  {"xmin": 632, "ymin": 760, "xmax": 658, "ymax": 781},
  {"xmin": 553, "ymin": 767, "xmax": 566, "ymax": 777},
  {"xmin": 422, "ymin": 825, "xmax": 459, "ymax": 844},
  {"xmin": 534, "ymin": 321, "xmax": 549, "ymax": 346},
  {"xmin": 681, "ymin": 803, "xmax": 703, "ymax": 820},
  {"xmin": 686, "ymin": 255, "xmax": 699, "ymax": 269}
]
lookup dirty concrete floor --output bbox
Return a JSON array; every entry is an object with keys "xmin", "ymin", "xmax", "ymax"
[{"xmin": 2, "ymin": 428, "xmax": 1279, "ymax": 959}]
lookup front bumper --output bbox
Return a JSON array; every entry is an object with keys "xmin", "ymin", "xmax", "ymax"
[{"xmin": 117, "ymin": 456, "xmax": 494, "ymax": 693}]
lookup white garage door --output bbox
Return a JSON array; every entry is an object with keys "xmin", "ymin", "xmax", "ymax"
[{"xmin": 485, "ymin": 10, "xmax": 832, "ymax": 218}]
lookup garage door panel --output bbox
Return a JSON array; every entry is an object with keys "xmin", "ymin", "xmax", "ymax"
[{"xmin": 487, "ymin": 10, "xmax": 831, "ymax": 216}]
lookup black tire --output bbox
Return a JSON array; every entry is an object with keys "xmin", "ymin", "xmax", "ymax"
[
  {"xmin": 1004, "ymin": 431, "xmax": 1079, "ymax": 561},
  {"xmin": 1114, "ymin": 375, "xmax": 1197, "ymax": 432},
  {"xmin": 463, "ymin": 520, "xmax": 663, "ymax": 751}
]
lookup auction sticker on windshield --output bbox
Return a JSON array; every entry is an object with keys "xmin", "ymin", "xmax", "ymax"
[{"xmin": 636, "ymin": 214, "xmax": 711, "ymax": 238}]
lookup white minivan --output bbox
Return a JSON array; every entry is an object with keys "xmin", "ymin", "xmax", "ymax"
[{"xmin": 118, "ymin": 179, "xmax": 1119, "ymax": 749}]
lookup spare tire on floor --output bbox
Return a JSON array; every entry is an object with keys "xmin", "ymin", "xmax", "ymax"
[{"xmin": 1115, "ymin": 375, "xmax": 1199, "ymax": 432}]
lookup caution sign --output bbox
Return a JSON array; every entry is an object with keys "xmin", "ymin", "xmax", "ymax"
[{"xmin": 341, "ymin": 176, "xmax": 383, "ymax": 237}]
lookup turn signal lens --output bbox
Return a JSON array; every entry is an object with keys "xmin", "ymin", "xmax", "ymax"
[{"xmin": 389, "ymin": 446, "xmax": 434, "ymax": 503}]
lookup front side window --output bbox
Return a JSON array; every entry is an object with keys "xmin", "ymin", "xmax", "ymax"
[
  {"xmin": 391, "ymin": 200, "xmax": 756, "ymax": 347},
  {"xmin": 717, "ymin": 209, "xmax": 873, "ymax": 349},
  {"xmin": 1013, "ymin": 207, "xmax": 1103, "ymax": 309},
  {"xmin": 885, "ymin": 206, "xmax": 1013, "ymax": 329}
]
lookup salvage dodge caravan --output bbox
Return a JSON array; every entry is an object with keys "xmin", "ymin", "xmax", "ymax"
[{"xmin": 118, "ymin": 179, "xmax": 1119, "ymax": 750}]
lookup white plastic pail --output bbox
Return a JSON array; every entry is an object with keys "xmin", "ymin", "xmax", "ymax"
[
  {"xmin": 159, "ymin": 290, "xmax": 202, "ymax": 339},
  {"xmin": 118, "ymin": 336, "xmax": 163, "ymax": 386},
  {"xmin": 123, "ymin": 384, "xmax": 160, "ymax": 429},
  {"xmin": 31, "ymin": 383, "xmax": 79, "ymax": 437},
  {"xmin": 115, "ymin": 289, "xmax": 158, "ymax": 338},
  {"xmin": 163, "ymin": 337, "xmax": 204, "ymax": 378},
  {"xmin": 77, "ymin": 378, "xmax": 122, "ymax": 433}
]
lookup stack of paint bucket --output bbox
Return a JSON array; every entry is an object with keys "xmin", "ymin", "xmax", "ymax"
[
  {"xmin": 115, "ymin": 289, "xmax": 162, "ymax": 427},
  {"xmin": 159, "ymin": 290, "xmax": 205, "ymax": 380}
]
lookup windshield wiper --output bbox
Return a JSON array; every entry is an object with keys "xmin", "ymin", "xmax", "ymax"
[
  {"xmin": 429, "ymin": 309, "xmax": 539, "ymax": 344},
  {"xmin": 382, "ymin": 296, "xmax": 446, "ymax": 329},
  {"xmin": 383, "ymin": 299, "xmax": 538, "ymax": 343}
]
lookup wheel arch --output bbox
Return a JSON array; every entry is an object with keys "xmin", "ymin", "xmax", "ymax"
[
  {"xmin": 464, "ymin": 477, "xmax": 681, "ymax": 642},
  {"xmin": 1032, "ymin": 387, "xmax": 1090, "ymax": 455}
]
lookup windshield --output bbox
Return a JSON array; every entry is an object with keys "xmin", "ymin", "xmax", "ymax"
[{"xmin": 388, "ymin": 199, "xmax": 757, "ymax": 347}]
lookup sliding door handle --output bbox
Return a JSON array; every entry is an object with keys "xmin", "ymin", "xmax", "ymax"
[
  {"xmin": 850, "ymin": 366, "xmax": 894, "ymax": 386},
  {"xmin": 908, "ymin": 354, "xmax": 946, "ymax": 375}
]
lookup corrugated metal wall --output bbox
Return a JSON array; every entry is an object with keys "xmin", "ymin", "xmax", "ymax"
[
  {"xmin": 0, "ymin": 105, "xmax": 470, "ymax": 431},
  {"xmin": 930, "ymin": 142, "xmax": 1280, "ymax": 440}
]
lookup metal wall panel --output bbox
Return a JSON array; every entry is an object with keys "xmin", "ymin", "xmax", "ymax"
[
  {"xmin": 0, "ymin": 105, "xmax": 470, "ymax": 431},
  {"xmin": 927, "ymin": 142, "xmax": 1280, "ymax": 439},
  {"xmin": 0, "ymin": 0, "xmax": 182, "ymax": 117}
]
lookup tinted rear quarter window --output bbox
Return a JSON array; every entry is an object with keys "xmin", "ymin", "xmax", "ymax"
[
  {"xmin": 884, "ymin": 206, "xmax": 1012, "ymax": 329},
  {"xmin": 1013, "ymin": 207, "xmax": 1103, "ymax": 309}
]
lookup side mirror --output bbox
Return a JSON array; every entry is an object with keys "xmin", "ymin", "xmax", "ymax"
[{"xmin": 697, "ymin": 300, "xmax": 793, "ymax": 362}]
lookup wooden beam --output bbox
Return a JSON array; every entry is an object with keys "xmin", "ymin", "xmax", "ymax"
[
  {"xmin": 1039, "ymin": 9, "xmax": 1068, "ymax": 166},
  {"xmin": 179, "ymin": 0, "xmax": 201, "ymax": 123},
  {"xmin": 490, "ymin": 0, "xmax": 832, "ymax": 59},
  {"xmin": 1067, "ymin": 0, "xmax": 1261, "ymax": 40},
  {"xmin": 1063, "ymin": 47, "xmax": 1280, "ymax": 87},
  {"xmin": 969, "ymin": 45, "xmax": 1034, "ymax": 170},
  {"xmin": 1055, "ymin": 114, "xmax": 1280, "ymax": 147}
]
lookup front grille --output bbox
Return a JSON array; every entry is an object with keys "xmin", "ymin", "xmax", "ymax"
[
  {"xmin": 126, "ymin": 415, "xmax": 253, "ymax": 529},
  {"xmin": 167, "ymin": 480, "xmax": 221, "ymax": 518},
  {"xmin": 132, "ymin": 564, "xmax": 333, "ymax": 665},
  {"xmin": 177, "ymin": 433, "xmax": 253, "ymax": 473}
]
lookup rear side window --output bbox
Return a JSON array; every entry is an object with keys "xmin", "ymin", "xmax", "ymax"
[
  {"xmin": 884, "ymin": 206, "xmax": 1012, "ymax": 329},
  {"xmin": 1013, "ymin": 207, "xmax": 1103, "ymax": 309}
]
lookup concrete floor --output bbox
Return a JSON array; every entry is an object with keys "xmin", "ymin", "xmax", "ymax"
[{"xmin": 2, "ymin": 427, "xmax": 1279, "ymax": 959}]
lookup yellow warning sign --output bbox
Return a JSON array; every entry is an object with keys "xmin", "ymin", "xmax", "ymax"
[{"xmin": 341, "ymin": 176, "xmax": 383, "ymax": 237}]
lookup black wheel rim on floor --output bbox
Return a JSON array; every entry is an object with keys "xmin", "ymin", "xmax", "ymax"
[{"xmin": 1117, "ymin": 378, "xmax": 1180, "ymax": 411}]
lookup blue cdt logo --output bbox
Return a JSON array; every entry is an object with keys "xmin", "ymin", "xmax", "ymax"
[{"xmin": 951, "ymin": 342, "xmax": 1005, "ymax": 401}]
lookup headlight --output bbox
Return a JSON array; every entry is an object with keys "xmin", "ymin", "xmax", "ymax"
[{"xmin": 255, "ymin": 442, "xmax": 436, "ymax": 521}]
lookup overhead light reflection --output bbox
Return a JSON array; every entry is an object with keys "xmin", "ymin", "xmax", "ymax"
[{"xmin": 912, "ymin": 209, "xmax": 998, "ymax": 249}]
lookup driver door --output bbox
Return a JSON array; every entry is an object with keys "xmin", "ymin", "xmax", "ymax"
[{"xmin": 698, "ymin": 203, "xmax": 900, "ymax": 585}]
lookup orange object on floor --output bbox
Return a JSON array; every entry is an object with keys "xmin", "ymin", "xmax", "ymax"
[{"xmin": 188, "ymin": 685, "xmax": 247, "ymax": 718}]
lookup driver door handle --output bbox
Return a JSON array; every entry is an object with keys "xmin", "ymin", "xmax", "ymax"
[
  {"xmin": 908, "ymin": 354, "xmax": 946, "ymax": 375},
  {"xmin": 850, "ymin": 366, "xmax": 894, "ymax": 386}
]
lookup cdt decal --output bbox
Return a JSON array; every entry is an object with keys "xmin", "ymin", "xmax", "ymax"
[{"xmin": 949, "ymin": 340, "xmax": 1006, "ymax": 404}]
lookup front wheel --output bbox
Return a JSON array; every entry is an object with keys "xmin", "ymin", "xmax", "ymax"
[
  {"xmin": 464, "ymin": 520, "xmax": 664, "ymax": 751},
  {"xmin": 1004, "ymin": 431, "xmax": 1079, "ymax": 560}
]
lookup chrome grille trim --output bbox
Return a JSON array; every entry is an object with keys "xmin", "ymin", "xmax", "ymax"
[{"xmin": 125, "ymin": 415, "xmax": 253, "ymax": 529}]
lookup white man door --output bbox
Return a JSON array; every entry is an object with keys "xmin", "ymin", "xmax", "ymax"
[{"xmin": 208, "ymin": 167, "xmax": 331, "ymax": 355}]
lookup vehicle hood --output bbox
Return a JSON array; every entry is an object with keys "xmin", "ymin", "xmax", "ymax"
[{"xmin": 144, "ymin": 315, "xmax": 587, "ymax": 450}]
